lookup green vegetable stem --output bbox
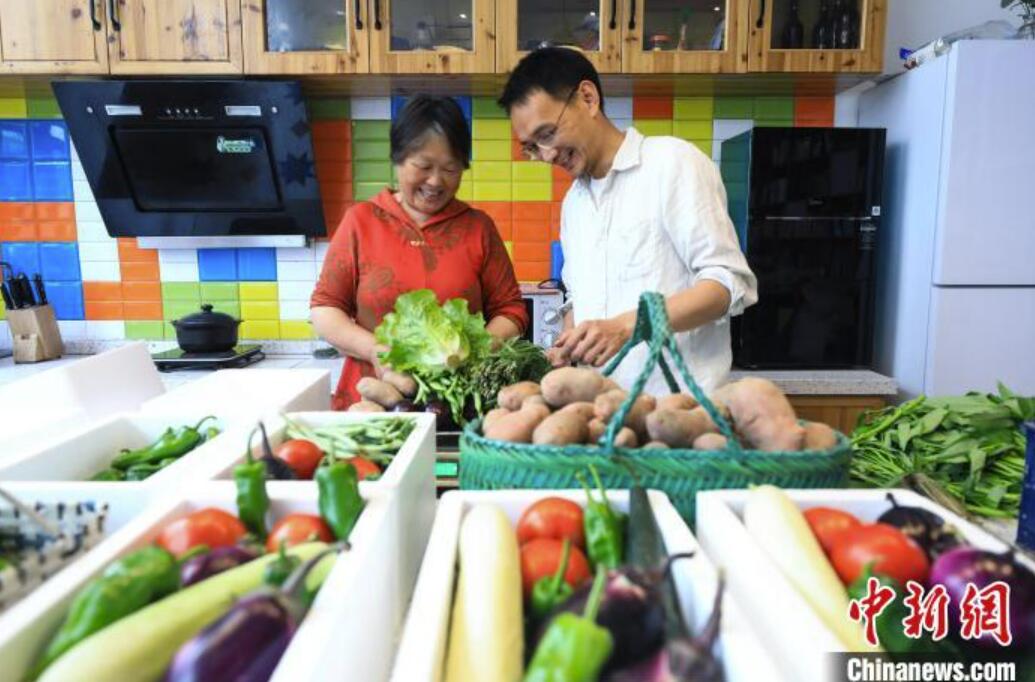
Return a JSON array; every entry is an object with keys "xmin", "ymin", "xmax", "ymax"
[
  {"xmin": 577, "ymin": 465, "xmax": 626, "ymax": 569},
  {"xmin": 263, "ymin": 540, "xmax": 302, "ymax": 588},
  {"xmin": 531, "ymin": 539, "xmax": 575, "ymax": 620}
]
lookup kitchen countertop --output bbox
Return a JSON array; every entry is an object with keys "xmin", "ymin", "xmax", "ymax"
[{"xmin": 729, "ymin": 369, "xmax": 897, "ymax": 397}]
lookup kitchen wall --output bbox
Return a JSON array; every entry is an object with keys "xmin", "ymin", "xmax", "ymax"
[{"xmin": 0, "ymin": 83, "xmax": 835, "ymax": 347}]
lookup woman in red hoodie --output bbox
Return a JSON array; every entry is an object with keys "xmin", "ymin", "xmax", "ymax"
[{"xmin": 310, "ymin": 96, "xmax": 528, "ymax": 410}]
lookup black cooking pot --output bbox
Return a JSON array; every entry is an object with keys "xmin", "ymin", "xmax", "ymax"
[{"xmin": 172, "ymin": 304, "xmax": 241, "ymax": 353}]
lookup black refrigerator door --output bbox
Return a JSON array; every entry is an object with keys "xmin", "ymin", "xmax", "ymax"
[{"xmin": 733, "ymin": 218, "xmax": 877, "ymax": 369}]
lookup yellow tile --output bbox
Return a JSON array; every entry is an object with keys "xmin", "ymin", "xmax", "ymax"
[
  {"xmin": 472, "ymin": 119, "xmax": 512, "ymax": 141},
  {"xmin": 512, "ymin": 161, "xmax": 550, "ymax": 183},
  {"xmin": 503, "ymin": 241, "xmax": 513, "ymax": 257},
  {"xmin": 473, "ymin": 140, "xmax": 512, "ymax": 161},
  {"xmin": 0, "ymin": 81, "xmax": 25, "ymax": 98},
  {"xmin": 472, "ymin": 182, "xmax": 511, "ymax": 201},
  {"xmin": 635, "ymin": 120, "xmax": 673, "ymax": 137},
  {"xmin": 280, "ymin": 320, "xmax": 316, "ymax": 339},
  {"xmin": 511, "ymin": 182, "xmax": 551, "ymax": 201},
  {"xmin": 240, "ymin": 320, "xmax": 281, "ymax": 339},
  {"xmin": 0, "ymin": 97, "xmax": 27, "ymax": 118},
  {"xmin": 472, "ymin": 160, "xmax": 512, "ymax": 182},
  {"xmin": 673, "ymin": 120, "xmax": 713, "ymax": 141},
  {"xmin": 241, "ymin": 301, "xmax": 280, "ymax": 321},
  {"xmin": 673, "ymin": 97, "xmax": 714, "ymax": 120},
  {"xmin": 239, "ymin": 283, "xmax": 278, "ymax": 301},
  {"xmin": 690, "ymin": 139, "xmax": 714, "ymax": 157},
  {"xmin": 456, "ymin": 180, "xmax": 473, "ymax": 201}
]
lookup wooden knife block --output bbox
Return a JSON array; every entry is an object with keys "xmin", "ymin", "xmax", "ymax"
[{"xmin": 6, "ymin": 305, "xmax": 64, "ymax": 363}]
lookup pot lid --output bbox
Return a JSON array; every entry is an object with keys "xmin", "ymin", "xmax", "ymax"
[{"xmin": 173, "ymin": 304, "xmax": 240, "ymax": 330}]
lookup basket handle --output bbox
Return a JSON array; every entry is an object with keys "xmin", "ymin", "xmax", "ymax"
[{"xmin": 599, "ymin": 292, "xmax": 739, "ymax": 454}]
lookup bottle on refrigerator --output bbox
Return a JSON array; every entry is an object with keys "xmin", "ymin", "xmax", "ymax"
[{"xmin": 812, "ymin": 0, "xmax": 833, "ymax": 48}]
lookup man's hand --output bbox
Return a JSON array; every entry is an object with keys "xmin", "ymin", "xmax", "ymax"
[{"xmin": 553, "ymin": 316, "xmax": 633, "ymax": 368}]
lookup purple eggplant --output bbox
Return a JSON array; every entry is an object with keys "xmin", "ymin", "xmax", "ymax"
[
  {"xmin": 164, "ymin": 547, "xmax": 336, "ymax": 682},
  {"xmin": 424, "ymin": 399, "xmax": 456, "ymax": 431},
  {"xmin": 180, "ymin": 546, "xmax": 259, "ymax": 587},
  {"xmin": 877, "ymin": 493, "xmax": 961, "ymax": 560},
  {"xmin": 391, "ymin": 399, "xmax": 417, "ymax": 413}
]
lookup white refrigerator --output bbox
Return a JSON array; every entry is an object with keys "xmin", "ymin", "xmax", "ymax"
[{"xmin": 859, "ymin": 40, "xmax": 1035, "ymax": 398}]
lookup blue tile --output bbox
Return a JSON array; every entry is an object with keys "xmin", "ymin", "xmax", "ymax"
[
  {"xmin": 29, "ymin": 121, "xmax": 70, "ymax": 160},
  {"xmin": 390, "ymin": 96, "xmax": 472, "ymax": 124},
  {"xmin": 198, "ymin": 248, "xmax": 238, "ymax": 281},
  {"xmin": 551, "ymin": 241, "xmax": 564, "ymax": 281},
  {"xmin": 0, "ymin": 161, "xmax": 32, "ymax": 200},
  {"xmin": 45, "ymin": 281, "xmax": 84, "ymax": 320},
  {"xmin": 31, "ymin": 161, "xmax": 73, "ymax": 201},
  {"xmin": 0, "ymin": 121, "xmax": 29, "ymax": 159},
  {"xmin": 1, "ymin": 242, "xmax": 41, "ymax": 276},
  {"xmin": 390, "ymin": 96, "xmax": 408, "ymax": 120},
  {"xmin": 39, "ymin": 242, "xmax": 81, "ymax": 281},
  {"xmin": 236, "ymin": 248, "xmax": 277, "ymax": 281}
]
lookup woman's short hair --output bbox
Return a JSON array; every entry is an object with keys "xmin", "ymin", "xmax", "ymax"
[{"xmin": 390, "ymin": 95, "xmax": 471, "ymax": 169}]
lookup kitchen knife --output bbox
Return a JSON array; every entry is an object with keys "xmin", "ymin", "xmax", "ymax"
[
  {"xmin": 32, "ymin": 274, "xmax": 47, "ymax": 305},
  {"xmin": 12, "ymin": 274, "xmax": 35, "ymax": 308}
]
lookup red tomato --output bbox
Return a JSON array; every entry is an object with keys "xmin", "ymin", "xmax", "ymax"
[
  {"xmin": 275, "ymin": 439, "xmax": 324, "ymax": 480},
  {"xmin": 266, "ymin": 513, "xmax": 335, "ymax": 553},
  {"xmin": 516, "ymin": 498, "xmax": 586, "ymax": 549},
  {"xmin": 347, "ymin": 456, "xmax": 381, "ymax": 481},
  {"xmin": 803, "ymin": 507, "xmax": 863, "ymax": 555},
  {"xmin": 156, "ymin": 508, "xmax": 246, "ymax": 556},
  {"xmin": 829, "ymin": 523, "xmax": 931, "ymax": 586},
  {"xmin": 519, "ymin": 538, "xmax": 592, "ymax": 598}
]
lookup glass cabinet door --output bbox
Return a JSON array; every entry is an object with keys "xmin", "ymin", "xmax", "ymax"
[
  {"xmin": 497, "ymin": 0, "xmax": 621, "ymax": 74},
  {"xmin": 369, "ymin": 0, "xmax": 495, "ymax": 73},
  {"xmin": 242, "ymin": 0, "xmax": 369, "ymax": 74},
  {"xmin": 622, "ymin": 0, "xmax": 745, "ymax": 73},
  {"xmin": 749, "ymin": 0, "xmax": 884, "ymax": 72}
]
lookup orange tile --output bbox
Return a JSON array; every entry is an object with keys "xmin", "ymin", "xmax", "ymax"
[
  {"xmin": 493, "ymin": 220, "xmax": 512, "ymax": 241},
  {"xmin": 514, "ymin": 261, "xmax": 551, "ymax": 282},
  {"xmin": 0, "ymin": 222, "xmax": 37, "ymax": 241},
  {"xmin": 323, "ymin": 202, "xmax": 349, "ymax": 232},
  {"xmin": 512, "ymin": 202, "xmax": 550, "ymax": 221},
  {"xmin": 37, "ymin": 220, "xmax": 77, "ymax": 241},
  {"xmin": 795, "ymin": 116, "xmax": 834, "ymax": 128},
  {"xmin": 513, "ymin": 219, "xmax": 550, "ymax": 243},
  {"xmin": 311, "ymin": 120, "xmax": 351, "ymax": 144},
  {"xmin": 122, "ymin": 281, "xmax": 161, "ymax": 301},
  {"xmin": 551, "ymin": 223, "xmax": 561, "ymax": 241},
  {"xmin": 121, "ymin": 261, "xmax": 160, "ymax": 281},
  {"xmin": 633, "ymin": 96, "xmax": 674, "ymax": 119},
  {"xmin": 117, "ymin": 238, "xmax": 158, "ymax": 263},
  {"xmin": 0, "ymin": 202, "xmax": 35, "ymax": 220},
  {"xmin": 316, "ymin": 160, "xmax": 352, "ymax": 184},
  {"xmin": 471, "ymin": 201, "xmax": 512, "ymax": 224},
  {"xmin": 83, "ymin": 281, "xmax": 123, "ymax": 301},
  {"xmin": 318, "ymin": 181, "xmax": 353, "ymax": 203},
  {"xmin": 34, "ymin": 202, "xmax": 75, "ymax": 220},
  {"xmin": 513, "ymin": 241, "xmax": 550, "ymax": 262},
  {"xmin": 551, "ymin": 164, "xmax": 570, "ymax": 182},
  {"xmin": 795, "ymin": 97, "xmax": 835, "ymax": 124},
  {"xmin": 552, "ymin": 179, "xmax": 573, "ymax": 202},
  {"xmin": 123, "ymin": 301, "xmax": 163, "ymax": 320},
  {"xmin": 85, "ymin": 301, "xmax": 124, "ymax": 320},
  {"xmin": 313, "ymin": 141, "xmax": 351, "ymax": 163},
  {"xmin": 550, "ymin": 202, "xmax": 562, "ymax": 225},
  {"xmin": 511, "ymin": 137, "xmax": 525, "ymax": 161}
]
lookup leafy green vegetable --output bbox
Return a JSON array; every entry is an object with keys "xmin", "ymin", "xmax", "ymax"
[{"xmin": 850, "ymin": 383, "xmax": 1034, "ymax": 518}]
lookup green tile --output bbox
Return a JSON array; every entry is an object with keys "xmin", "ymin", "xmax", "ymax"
[
  {"xmin": 308, "ymin": 97, "xmax": 351, "ymax": 120},
  {"xmin": 241, "ymin": 301, "xmax": 280, "ymax": 321},
  {"xmin": 161, "ymin": 282, "xmax": 201, "ymax": 302},
  {"xmin": 673, "ymin": 120, "xmax": 713, "ymax": 141},
  {"xmin": 673, "ymin": 97, "xmax": 714, "ymax": 120},
  {"xmin": 473, "ymin": 97, "xmax": 507, "ymax": 119},
  {"xmin": 511, "ymin": 182, "xmax": 551, "ymax": 201},
  {"xmin": 125, "ymin": 321, "xmax": 164, "ymax": 340},
  {"xmin": 512, "ymin": 161, "xmax": 550, "ymax": 183},
  {"xmin": 200, "ymin": 282, "xmax": 239, "ymax": 302},
  {"xmin": 473, "ymin": 140, "xmax": 512, "ymax": 161},
  {"xmin": 354, "ymin": 182, "xmax": 386, "ymax": 201},
  {"xmin": 240, "ymin": 282, "xmax": 278, "ymax": 301},
  {"xmin": 759, "ymin": 119, "xmax": 794, "ymax": 127},
  {"xmin": 210, "ymin": 301, "xmax": 240, "ymax": 319},
  {"xmin": 753, "ymin": 97, "xmax": 794, "ymax": 121},
  {"xmin": 353, "ymin": 161, "xmax": 392, "ymax": 183},
  {"xmin": 352, "ymin": 120, "xmax": 390, "ymax": 141},
  {"xmin": 472, "ymin": 182, "xmax": 511, "ymax": 201},
  {"xmin": 164, "ymin": 322, "xmax": 178, "ymax": 340},
  {"xmin": 472, "ymin": 161, "xmax": 511, "ymax": 182},
  {"xmin": 472, "ymin": 119, "xmax": 512, "ymax": 141},
  {"xmin": 714, "ymin": 97, "xmax": 754, "ymax": 119},
  {"xmin": 352, "ymin": 140, "xmax": 391, "ymax": 161},
  {"xmin": 26, "ymin": 96, "xmax": 62, "ymax": 119},
  {"xmin": 164, "ymin": 300, "xmax": 200, "ymax": 321},
  {"xmin": 634, "ymin": 120, "xmax": 673, "ymax": 137}
]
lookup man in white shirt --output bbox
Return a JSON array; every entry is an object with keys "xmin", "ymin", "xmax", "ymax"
[{"xmin": 499, "ymin": 48, "xmax": 758, "ymax": 394}]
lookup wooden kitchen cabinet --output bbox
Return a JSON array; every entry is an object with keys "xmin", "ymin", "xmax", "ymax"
[
  {"xmin": 621, "ymin": 0, "xmax": 748, "ymax": 73},
  {"xmin": 369, "ymin": 0, "xmax": 495, "ymax": 73},
  {"xmin": 747, "ymin": 0, "xmax": 884, "ymax": 72},
  {"xmin": 0, "ymin": 0, "xmax": 109, "ymax": 74},
  {"xmin": 496, "ymin": 0, "xmax": 622, "ymax": 74},
  {"xmin": 789, "ymin": 395, "xmax": 885, "ymax": 434},
  {"xmin": 241, "ymin": 0, "xmax": 369, "ymax": 74}
]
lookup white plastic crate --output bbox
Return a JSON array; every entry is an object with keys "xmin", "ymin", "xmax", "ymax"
[
  {"xmin": 696, "ymin": 488, "xmax": 1035, "ymax": 682},
  {"xmin": 391, "ymin": 489, "xmax": 779, "ymax": 682},
  {"xmin": 0, "ymin": 482, "xmax": 155, "ymax": 533},
  {"xmin": 0, "ymin": 482, "xmax": 412, "ymax": 682}
]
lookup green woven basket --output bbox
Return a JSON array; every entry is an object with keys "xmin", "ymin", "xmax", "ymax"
[{"xmin": 460, "ymin": 291, "xmax": 851, "ymax": 527}]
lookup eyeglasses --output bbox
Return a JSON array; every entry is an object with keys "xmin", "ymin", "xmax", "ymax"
[{"xmin": 519, "ymin": 86, "xmax": 579, "ymax": 161}]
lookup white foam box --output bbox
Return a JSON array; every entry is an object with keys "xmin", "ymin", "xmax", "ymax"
[
  {"xmin": 140, "ymin": 368, "xmax": 330, "ymax": 424},
  {"xmin": 0, "ymin": 482, "xmax": 156, "ymax": 534},
  {"xmin": 0, "ymin": 482, "xmax": 413, "ymax": 682},
  {"xmin": 0, "ymin": 412, "xmax": 248, "ymax": 491},
  {"xmin": 208, "ymin": 411, "xmax": 439, "ymax": 608},
  {"xmin": 696, "ymin": 488, "xmax": 1035, "ymax": 682},
  {"xmin": 390, "ymin": 489, "xmax": 780, "ymax": 682}
]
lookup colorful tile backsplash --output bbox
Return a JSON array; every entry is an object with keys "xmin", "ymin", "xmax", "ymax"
[{"xmin": 0, "ymin": 81, "xmax": 834, "ymax": 344}]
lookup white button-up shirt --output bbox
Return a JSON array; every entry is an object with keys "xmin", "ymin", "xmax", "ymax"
[{"xmin": 560, "ymin": 127, "xmax": 758, "ymax": 395}]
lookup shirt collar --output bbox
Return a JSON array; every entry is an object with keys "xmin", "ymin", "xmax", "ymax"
[
  {"xmin": 371, "ymin": 187, "xmax": 470, "ymax": 229},
  {"xmin": 577, "ymin": 126, "xmax": 643, "ymax": 189}
]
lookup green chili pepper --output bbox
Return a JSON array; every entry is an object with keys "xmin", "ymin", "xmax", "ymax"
[
  {"xmin": 316, "ymin": 456, "xmax": 364, "ymax": 542},
  {"xmin": 90, "ymin": 468, "xmax": 126, "ymax": 482},
  {"xmin": 531, "ymin": 538, "xmax": 575, "ymax": 620},
  {"xmin": 234, "ymin": 426, "xmax": 270, "ymax": 539},
  {"xmin": 577, "ymin": 465, "xmax": 626, "ymax": 569},
  {"xmin": 203, "ymin": 426, "xmax": 221, "ymax": 441},
  {"xmin": 524, "ymin": 566, "xmax": 614, "ymax": 682},
  {"xmin": 124, "ymin": 462, "xmax": 163, "ymax": 481},
  {"xmin": 32, "ymin": 546, "xmax": 179, "ymax": 676},
  {"xmin": 263, "ymin": 540, "xmax": 301, "ymax": 588},
  {"xmin": 111, "ymin": 416, "xmax": 215, "ymax": 470}
]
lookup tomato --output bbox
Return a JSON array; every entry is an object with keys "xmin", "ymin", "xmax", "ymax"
[
  {"xmin": 803, "ymin": 507, "xmax": 863, "ymax": 555},
  {"xmin": 266, "ymin": 513, "xmax": 335, "ymax": 553},
  {"xmin": 829, "ymin": 523, "xmax": 931, "ymax": 586},
  {"xmin": 519, "ymin": 538, "xmax": 592, "ymax": 598},
  {"xmin": 347, "ymin": 456, "xmax": 381, "ymax": 481},
  {"xmin": 516, "ymin": 498, "xmax": 586, "ymax": 549},
  {"xmin": 156, "ymin": 507, "xmax": 246, "ymax": 556},
  {"xmin": 275, "ymin": 439, "xmax": 324, "ymax": 480}
]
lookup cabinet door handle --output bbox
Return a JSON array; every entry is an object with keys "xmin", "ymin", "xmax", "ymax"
[
  {"xmin": 609, "ymin": 0, "xmax": 616, "ymax": 30},
  {"xmin": 628, "ymin": 0, "xmax": 635, "ymax": 30},
  {"xmin": 756, "ymin": 0, "xmax": 765, "ymax": 28},
  {"xmin": 373, "ymin": 0, "xmax": 382, "ymax": 30},
  {"xmin": 355, "ymin": 0, "xmax": 363, "ymax": 29},
  {"xmin": 108, "ymin": 0, "xmax": 121, "ymax": 31},
  {"xmin": 89, "ymin": 0, "xmax": 101, "ymax": 30}
]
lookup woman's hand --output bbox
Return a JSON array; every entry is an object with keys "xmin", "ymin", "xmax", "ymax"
[{"xmin": 368, "ymin": 343, "xmax": 390, "ymax": 378}]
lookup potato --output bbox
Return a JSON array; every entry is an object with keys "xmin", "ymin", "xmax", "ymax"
[
  {"xmin": 498, "ymin": 381, "xmax": 542, "ymax": 411},
  {"xmin": 614, "ymin": 427, "xmax": 639, "ymax": 448},
  {"xmin": 586, "ymin": 418, "xmax": 606, "ymax": 443},
  {"xmin": 559, "ymin": 401, "xmax": 595, "ymax": 421},
  {"xmin": 692, "ymin": 433, "xmax": 729, "ymax": 450},
  {"xmin": 643, "ymin": 440, "xmax": 670, "ymax": 449},
  {"xmin": 593, "ymin": 390, "xmax": 656, "ymax": 438},
  {"xmin": 540, "ymin": 368, "xmax": 605, "ymax": 408},
  {"xmin": 348, "ymin": 400, "xmax": 385, "ymax": 413},
  {"xmin": 482, "ymin": 408, "xmax": 511, "ymax": 433},
  {"xmin": 601, "ymin": 378, "xmax": 622, "ymax": 393},
  {"xmin": 533, "ymin": 412, "xmax": 590, "ymax": 446},
  {"xmin": 484, "ymin": 405, "xmax": 550, "ymax": 443},
  {"xmin": 357, "ymin": 377, "xmax": 404, "ymax": 408},
  {"xmin": 711, "ymin": 378, "xmax": 805, "ymax": 452},
  {"xmin": 803, "ymin": 422, "xmax": 838, "ymax": 450},
  {"xmin": 656, "ymin": 394, "xmax": 698, "ymax": 411},
  {"xmin": 381, "ymin": 370, "xmax": 417, "ymax": 398},
  {"xmin": 645, "ymin": 408, "xmax": 714, "ymax": 448}
]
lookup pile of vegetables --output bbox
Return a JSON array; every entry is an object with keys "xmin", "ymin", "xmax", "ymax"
[
  {"xmin": 31, "ymin": 443, "xmax": 366, "ymax": 681},
  {"xmin": 850, "ymin": 383, "xmax": 1034, "ymax": 518},
  {"xmin": 91, "ymin": 416, "xmax": 221, "ymax": 481},
  {"xmin": 744, "ymin": 486, "xmax": 1035, "ymax": 663},
  {"xmin": 483, "ymin": 370, "xmax": 840, "ymax": 453},
  {"xmin": 444, "ymin": 471, "xmax": 726, "ymax": 681},
  {"xmin": 361, "ymin": 289, "xmax": 550, "ymax": 427}
]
